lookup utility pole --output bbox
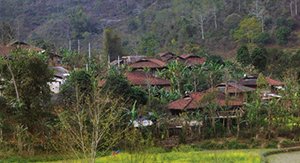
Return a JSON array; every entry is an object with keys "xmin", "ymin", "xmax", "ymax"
[
  {"xmin": 88, "ymin": 42, "xmax": 91, "ymax": 70},
  {"xmin": 69, "ymin": 40, "xmax": 72, "ymax": 51},
  {"xmin": 77, "ymin": 39, "xmax": 80, "ymax": 54}
]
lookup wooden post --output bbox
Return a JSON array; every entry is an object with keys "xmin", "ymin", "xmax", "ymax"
[
  {"xmin": 88, "ymin": 42, "xmax": 91, "ymax": 69},
  {"xmin": 77, "ymin": 39, "xmax": 80, "ymax": 54}
]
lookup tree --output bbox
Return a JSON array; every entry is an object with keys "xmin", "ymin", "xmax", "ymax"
[
  {"xmin": 275, "ymin": 27, "xmax": 291, "ymax": 45},
  {"xmin": 69, "ymin": 7, "xmax": 98, "ymax": 39},
  {"xmin": 57, "ymin": 88, "xmax": 129, "ymax": 162},
  {"xmin": 0, "ymin": 49, "xmax": 53, "ymax": 132},
  {"xmin": 138, "ymin": 33, "xmax": 160, "ymax": 56},
  {"xmin": 102, "ymin": 69, "xmax": 147, "ymax": 105},
  {"xmin": 224, "ymin": 13, "xmax": 242, "ymax": 29},
  {"xmin": 60, "ymin": 69, "xmax": 93, "ymax": 105},
  {"xmin": 251, "ymin": 47, "xmax": 267, "ymax": 71},
  {"xmin": 234, "ymin": 17, "xmax": 262, "ymax": 43},
  {"xmin": 236, "ymin": 45, "xmax": 251, "ymax": 66},
  {"xmin": 103, "ymin": 28, "xmax": 123, "ymax": 62}
]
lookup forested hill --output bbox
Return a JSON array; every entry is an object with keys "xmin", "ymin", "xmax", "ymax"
[{"xmin": 0, "ymin": 0, "xmax": 299, "ymax": 56}]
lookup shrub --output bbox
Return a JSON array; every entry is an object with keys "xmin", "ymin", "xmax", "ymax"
[
  {"xmin": 236, "ymin": 45, "xmax": 251, "ymax": 66},
  {"xmin": 225, "ymin": 140, "xmax": 249, "ymax": 149},
  {"xmin": 254, "ymin": 32, "xmax": 271, "ymax": 45},
  {"xmin": 275, "ymin": 26, "xmax": 291, "ymax": 45}
]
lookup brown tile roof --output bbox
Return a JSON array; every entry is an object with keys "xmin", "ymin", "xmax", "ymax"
[
  {"xmin": 0, "ymin": 45, "xmax": 11, "ymax": 57},
  {"xmin": 266, "ymin": 77, "xmax": 284, "ymax": 86},
  {"xmin": 0, "ymin": 41, "xmax": 44, "ymax": 57},
  {"xmin": 167, "ymin": 92, "xmax": 203, "ymax": 110},
  {"xmin": 179, "ymin": 54, "xmax": 206, "ymax": 66},
  {"xmin": 129, "ymin": 58, "xmax": 166, "ymax": 69},
  {"xmin": 126, "ymin": 71, "xmax": 170, "ymax": 86},
  {"xmin": 167, "ymin": 91, "xmax": 244, "ymax": 110},
  {"xmin": 157, "ymin": 52, "xmax": 176, "ymax": 62},
  {"xmin": 217, "ymin": 82, "xmax": 255, "ymax": 94}
]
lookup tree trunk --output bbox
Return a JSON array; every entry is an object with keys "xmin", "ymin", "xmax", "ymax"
[
  {"xmin": 290, "ymin": 1, "xmax": 294, "ymax": 17},
  {"xmin": 261, "ymin": 16, "xmax": 264, "ymax": 32},
  {"xmin": 295, "ymin": 0, "xmax": 298, "ymax": 15},
  {"xmin": 200, "ymin": 15, "xmax": 205, "ymax": 40},
  {"xmin": 214, "ymin": 6, "xmax": 218, "ymax": 29},
  {"xmin": 7, "ymin": 63, "xmax": 20, "ymax": 102}
]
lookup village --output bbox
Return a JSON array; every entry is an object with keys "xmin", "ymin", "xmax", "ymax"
[{"xmin": 0, "ymin": 41, "xmax": 286, "ymax": 135}]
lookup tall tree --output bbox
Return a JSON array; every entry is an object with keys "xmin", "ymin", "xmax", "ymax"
[
  {"xmin": 0, "ymin": 49, "xmax": 53, "ymax": 132},
  {"xmin": 103, "ymin": 28, "xmax": 123, "ymax": 62}
]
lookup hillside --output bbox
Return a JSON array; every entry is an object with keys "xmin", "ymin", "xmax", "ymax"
[{"xmin": 0, "ymin": 0, "xmax": 299, "ymax": 56}]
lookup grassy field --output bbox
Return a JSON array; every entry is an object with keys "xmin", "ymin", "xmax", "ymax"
[
  {"xmin": 97, "ymin": 150, "xmax": 262, "ymax": 163},
  {"xmin": 29, "ymin": 150, "xmax": 263, "ymax": 163}
]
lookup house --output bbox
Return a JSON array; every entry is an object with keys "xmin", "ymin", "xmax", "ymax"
[
  {"xmin": 48, "ymin": 52, "xmax": 62, "ymax": 66},
  {"xmin": 128, "ymin": 58, "xmax": 167, "ymax": 71},
  {"xmin": 8, "ymin": 41, "xmax": 44, "ymax": 52},
  {"xmin": 178, "ymin": 54, "xmax": 206, "ymax": 66},
  {"xmin": 0, "ymin": 41, "xmax": 62, "ymax": 65},
  {"xmin": 0, "ymin": 44, "xmax": 12, "ymax": 57},
  {"xmin": 48, "ymin": 66, "xmax": 69, "ymax": 94},
  {"xmin": 99, "ymin": 71, "xmax": 171, "ymax": 89},
  {"xmin": 157, "ymin": 52, "xmax": 177, "ymax": 62},
  {"xmin": 216, "ymin": 81, "xmax": 255, "ymax": 100},
  {"xmin": 110, "ymin": 55, "xmax": 146, "ymax": 66},
  {"xmin": 167, "ymin": 91, "xmax": 244, "ymax": 115},
  {"xmin": 126, "ymin": 71, "xmax": 171, "ymax": 89},
  {"xmin": 239, "ymin": 75, "xmax": 284, "ymax": 99}
]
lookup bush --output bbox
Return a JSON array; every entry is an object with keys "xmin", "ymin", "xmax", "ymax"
[
  {"xmin": 251, "ymin": 47, "xmax": 267, "ymax": 71},
  {"xmin": 254, "ymin": 32, "xmax": 271, "ymax": 45},
  {"xmin": 275, "ymin": 26, "xmax": 291, "ymax": 45},
  {"xmin": 236, "ymin": 45, "xmax": 251, "ymax": 66},
  {"xmin": 225, "ymin": 140, "xmax": 249, "ymax": 149}
]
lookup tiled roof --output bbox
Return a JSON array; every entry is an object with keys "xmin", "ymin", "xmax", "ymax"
[
  {"xmin": 167, "ymin": 92, "xmax": 203, "ymax": 110},
  {"xmin": 126, "ymin": 71, "xmax": 170, "ymax": 86},
  {"xmin": 0, "ymin": 41, "xmax": 44, "ymax": 57},
  {"xmin": 157, "ymin": 52, "xmax": 176, "ymax": 62},
  {"xmin": 266, "ymin": 77, "xmax": 284, "ymax": 86},
  {"xmin": 179, "ymin": 54, "xmax": 206, "ymax": 66},
  {"xmin": 217, "ymin": 82, "xmax": 255, "ymax": 94},
  {"xmin": 0, "ymin": 45, "xmax": 11, "ymax": 57},
  {"xmin": 158, "ymin": 52, "xmax": 175, "ymax": 57},
  {"xmin": 129, "ymin": 58, "xmax": 166, "ymax": 69},
  {"xmin": 179, "ymin": 54, "xmax": 193, "ymax": 59},
  {"xmin": 167, "ymin": 90, "xmax": 244, "ymax": 110}
]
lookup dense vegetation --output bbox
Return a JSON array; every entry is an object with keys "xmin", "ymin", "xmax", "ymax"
[{"xmin": 0, "ymin": 0, "xmax": 300, "ymax": 162}]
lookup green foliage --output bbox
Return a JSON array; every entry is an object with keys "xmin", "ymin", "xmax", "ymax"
[
  {"xmin": 68, "ymin": 7, "xmax": 98, "ymax": 39},
  {"xmin": 251, "ymin": 47, "xmax": 267, "ymax": 71},
  {"xmin": 254, "ymin": 32, "xmax": 271, "ymax": 45},
  {"xmin": 275, "ymin": 27, "xmax": 291, "ymax": 45},
  {"xmin": 138, "ymin": 33, "xmax": 160, "ymax": 56},
  {"xmin": 234, "ymin": 17, "xmax": 262, "ymax": 43},
  {"xmin": 206, "ymin": 55, "xmax": 224, "ymax": 65},
  {"xmin": 61, "ymin": 49, "xmax": 85, "ymax": 69},
  {"xmin": 0, "ymin": 49, "xmax": 53, "ymax": 132},
  {"xmin": 256, "ymin": 73, "xmax": 268, "ymax": 89},
  {"xmin": 60, "ymin": 69, "xmax": 93, "ymax": 104},
  {"xmin": 103, "ymin": 28, "xmax": 123, "ymax": 61},
  {"xmin": 236, "ymin": 45, "xmax": 251, "ymax": 66},
  {"xmin": 224, "ymin": 13, "xmax": 242, "ymax": 29},
  {"xmin": 102, "ymin": 69, "xmax": 147, "ymax": 105}
]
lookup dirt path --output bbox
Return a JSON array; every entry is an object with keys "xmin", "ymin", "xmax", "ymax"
[{"xmin": 267, "ymin": 151, "xmax": 300, "ymax": 163}]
